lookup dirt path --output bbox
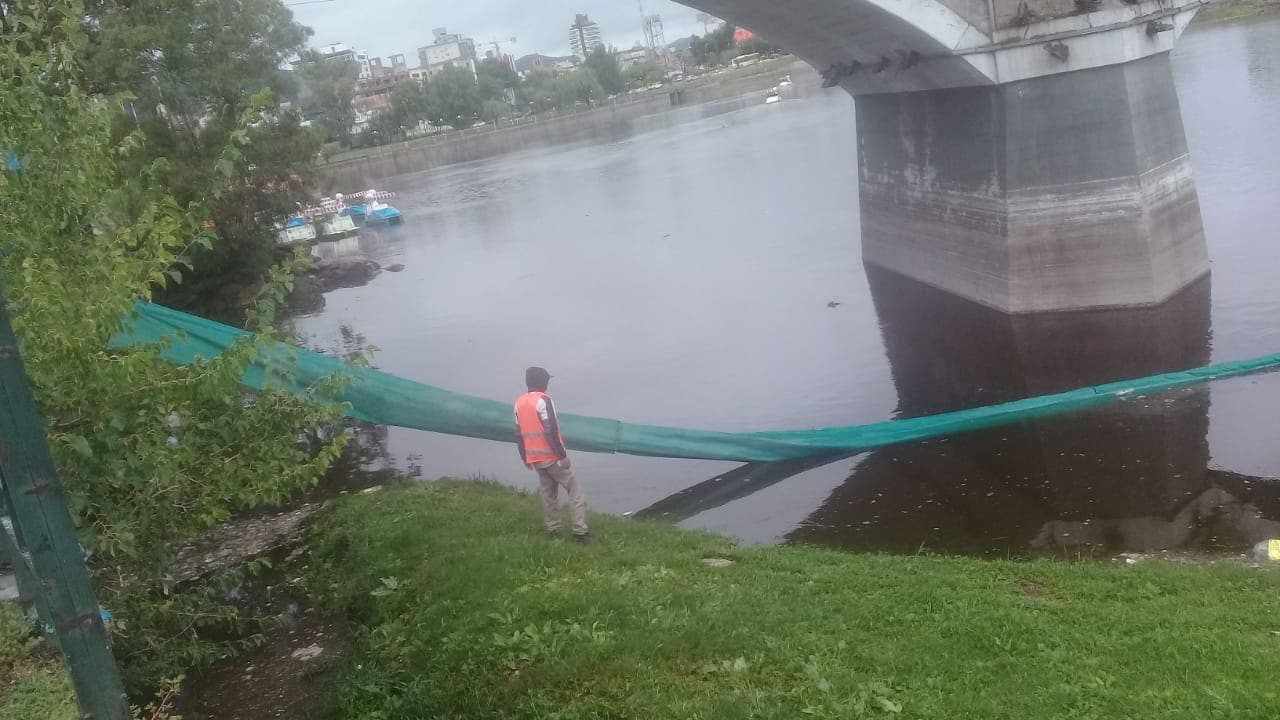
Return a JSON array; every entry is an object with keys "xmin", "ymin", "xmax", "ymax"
[{"xmin": 180, "ymin": 613, "xmax": 348, "ymax": 720}]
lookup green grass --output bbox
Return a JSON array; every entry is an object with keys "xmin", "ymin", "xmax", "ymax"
[
  {"xmin": 308, "ymin": 481, "xmax": 1280, "ymax": 720},
  {"xmin": 0, "ymin": 605, "xmax": 76, "ymax": 720}
]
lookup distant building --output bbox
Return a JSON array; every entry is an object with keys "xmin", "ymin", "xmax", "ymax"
[
  {"xmin": 418, "ymin": 27, "xmax": 478, "ymax": 79},
  {"xmin": 616, "ymin": 46, "xmax": 649, "ymax": 70},
  {"xmin": 311, "ymin": 43, "xmax": 378, "ymax": 80},
  {"xmin": 569, "ymin": 14, "xmax": 603, "ymax": 60},
  {"xmin": 354, "ymin": 52, "xmax": 415, "ymax": 113},
  {"xmin": 354, "ymin": 68, "xmax": 411, "ymax": 113},
  {"xmin": 514, "ymin": 53, "xmax": 577, "ymax": 75},
  {"xmin": 317, "ymin": 43, "xmax": 355, "ymax": 64}
]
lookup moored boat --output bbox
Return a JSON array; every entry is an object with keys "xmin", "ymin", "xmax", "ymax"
[
  {"xmin": 340, "ymin": 189, "xmax": 403, "ymax": 226},
  {"xmin": 346, "ymin": 203, "xmax": 403, "ymax": 225},
  {"xmin": 317, "ymin": 213, "xmax": 359, "ymax": 240},
  {"xmin": 277, "ymin": 215, "xmax": 317, "ymax": 246}
]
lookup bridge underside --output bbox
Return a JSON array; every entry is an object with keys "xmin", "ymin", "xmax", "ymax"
[{"xmin": 857, "ymin": 53, "xmax": 1208, "ymax": 313}]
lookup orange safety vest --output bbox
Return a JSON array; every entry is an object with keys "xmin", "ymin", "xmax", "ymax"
[{"xmin": 515, "ymin": 392, "xmax": 564, "ymax": 465}]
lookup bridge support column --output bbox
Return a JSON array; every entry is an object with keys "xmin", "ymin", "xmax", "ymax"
[{"xmin": 856, "ymin": 53, "xmax": 1208, "ymax": 313}]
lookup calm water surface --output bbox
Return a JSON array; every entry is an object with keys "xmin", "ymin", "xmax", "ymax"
[{"xmin": 295, "ymin": 18, "xmax": 1280, "ymax": 556}]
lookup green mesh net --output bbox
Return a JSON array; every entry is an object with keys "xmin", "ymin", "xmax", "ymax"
[{"xmin": 112, "ymin": 301, "xmax": 1280, "ymax": 463}]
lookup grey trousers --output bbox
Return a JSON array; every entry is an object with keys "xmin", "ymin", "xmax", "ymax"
[{"xmin": 534, "ymin": 461, "xmax": 588, "ymax": 536}]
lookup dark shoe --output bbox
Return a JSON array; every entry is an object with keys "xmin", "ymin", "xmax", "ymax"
[
  {"xmin": 573, "ymin": 533, "xmax": 594, "ymax": 545},
  {"xmin": 547, "ymin": 530, "xmax": 562, "ymax": 540}
]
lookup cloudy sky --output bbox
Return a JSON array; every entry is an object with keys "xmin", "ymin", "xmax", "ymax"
[{"xmin": 288, "ymin": 0, "xmax": 710, "ymax": 62}]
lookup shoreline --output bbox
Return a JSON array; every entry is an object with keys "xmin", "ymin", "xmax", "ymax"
[
  {"xmin": 287, "ymin": 481, "xmax": 1279, "ymax": 720},
  {"xmin": 315, "ymin": 57, "xmax": 816, "ymax": 188},
  {"xmin": 320, "ymin": 56, "xmax": 805, "ymax": 167},
  {"xmin": 13, "ymin": 478, "xmax": 1279, "ymax": 719}
]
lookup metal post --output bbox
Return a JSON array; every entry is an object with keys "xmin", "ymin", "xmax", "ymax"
[
  {"xmin": 0, "ymin": 296, "xmax": 130, "ymax": 719},
  {"xmin": 1, "ymin": 483, "xmax": 47, "ymax": 609}
]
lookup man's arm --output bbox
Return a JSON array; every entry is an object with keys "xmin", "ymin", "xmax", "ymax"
[
  {"xmin": 541, "ymin": 396, "xmax": 569, "ymax": 460},
  {"xmin": 515, "ymin": 408, "xmax": 528, "ymax": 465}
]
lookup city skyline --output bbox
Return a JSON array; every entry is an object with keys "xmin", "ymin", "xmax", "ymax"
[{"xmin": 289, "ymin": 0, "xmax": 704, "ymax": 68}]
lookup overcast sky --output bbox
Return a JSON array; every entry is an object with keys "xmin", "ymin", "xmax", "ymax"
[{"xmin": 288, "ymin": 0, "xmax": 710, "ymax": 62}]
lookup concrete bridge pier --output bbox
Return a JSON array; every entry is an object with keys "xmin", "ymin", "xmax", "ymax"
[
  {"xmin": 857, "ymin": 53, "xmax": 1207, "ymax": 313},
  {"xmin": 679, "ymin": 0, "xmax": 1212, "ymax": 312}
]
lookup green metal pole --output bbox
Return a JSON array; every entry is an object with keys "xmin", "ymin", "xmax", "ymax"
[
  {"xmin": 0, "ymin": 300, "xmax": 130, "ymax": 720},
  {"xmin": 1, "ymin": 488, "xmax": 46, "ymax": 609}
]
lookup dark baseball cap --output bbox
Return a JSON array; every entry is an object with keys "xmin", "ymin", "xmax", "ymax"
[{"xmin": 525, "ymin": 366, "xmax": 552, "ymax": 390}]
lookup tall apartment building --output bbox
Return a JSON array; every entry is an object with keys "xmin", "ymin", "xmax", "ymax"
[{"xmin": 569, "ymin": 14, "xmax": 603, "ymax": 60}]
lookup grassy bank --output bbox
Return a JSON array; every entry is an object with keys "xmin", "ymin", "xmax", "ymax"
[
  {"xmin": 309, "ymin": 481, "xmax": 1280, "ymax": 720},
  {"xmin": 1192, "ymin": 0, "xmax": 1280, "ymax": 24},
  {"xmin": 0, "ymin": 606, "xmax": 75, "ymax": 720}
]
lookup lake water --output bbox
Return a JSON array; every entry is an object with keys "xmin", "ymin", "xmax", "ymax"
[{"xmin": 294, "ymin": 17, "xmax": 1280, "ymax": 556}]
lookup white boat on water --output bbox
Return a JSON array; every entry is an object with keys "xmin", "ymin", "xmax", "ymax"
[
  {"xmin": 274, "ymin": 189, "xmax": 401, "ymax": 246},
  {"xmin": 317, "ymin": 213, "xmax": 358, "ymax": 240},
  {"xmin": 765, "ymin": 88, "xmax": 781, "ymax": 105},
  {"xmin": 277, "ymin": 217, "xmax": 317, "ymax": 246}
]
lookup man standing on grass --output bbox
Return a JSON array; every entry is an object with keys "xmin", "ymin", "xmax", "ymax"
[{"xmin": 515, "ymin": 366, "xmax": 592, "ymax": 543}]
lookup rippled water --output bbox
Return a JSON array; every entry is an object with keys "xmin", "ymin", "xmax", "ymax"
[{"xmin": 294, "ymin": 17, "xmax": 1280, "ymax": 556}]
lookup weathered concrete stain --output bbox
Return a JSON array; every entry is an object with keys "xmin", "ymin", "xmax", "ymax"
[{"xmin": 858, "ymin": 52, "xmax": 1207, "ymax": 312}]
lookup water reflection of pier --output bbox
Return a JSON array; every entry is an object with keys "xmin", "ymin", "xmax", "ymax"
[{"xmin": 638, "ymin": 269, "xmax": 1280, "ymax": 556}]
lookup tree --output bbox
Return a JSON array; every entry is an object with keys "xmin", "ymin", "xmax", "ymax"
[
  {"xmin": 628, "ymin": 61, "xmax": 667, "ymax": 88},
  {"xmin": 427, "ymin": 64, "xmax": 482, "ymax": 127},
  {"xmin": 584, "ymin": 46, "xmax": 626, "ymax": 95},
  {"xmin": 2, "ymin": 0, "xmax": 347, "ymax": 692},
  {"xmin": 480, "ymin": 99, "xmax": 512, "ymax": 125},
  {"xmin": 521, "ymin": 68, "xmax": 604, "ymax": 114},
  {"xmin": 690, "ymin": 23, "xmax": 737, "ymax": 66},
  {"xmin": 77, "ymin": 0, "xmax": 322, "ymax": 318},
  {"xmin": 520, "ymin": 69, "xmax": 559, "ymax": 114},
  {"xmin": 82, "ymin": 0, "xmax": 310, "ymax": 135},
  {"xmin": 475, "ymin": 57, "xmax": 519, "ymax": 103},
  {"xmin": 565, "ymin": 69, "xmax": 605, "ymax": 106},
  {"xmin": 196, "ymin": 109, "xmax": 325, "ymax": 316},
  {"xmin": 297, "ymin": 54, "xmax": 360, "ymax": 145},
  {"xmin": 388, "ymin": 79, "xmax": 432, "ymax": 133}
]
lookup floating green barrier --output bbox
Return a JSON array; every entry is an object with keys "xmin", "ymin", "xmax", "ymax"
[{"xmin": 112, "ymin": 301, "xmax": 1280, "ymax": 463}]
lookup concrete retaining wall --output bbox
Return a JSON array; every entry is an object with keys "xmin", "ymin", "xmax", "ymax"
[{"xmin": 317, "ymin": 61, "xmax": 814, "ymax": 188}]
